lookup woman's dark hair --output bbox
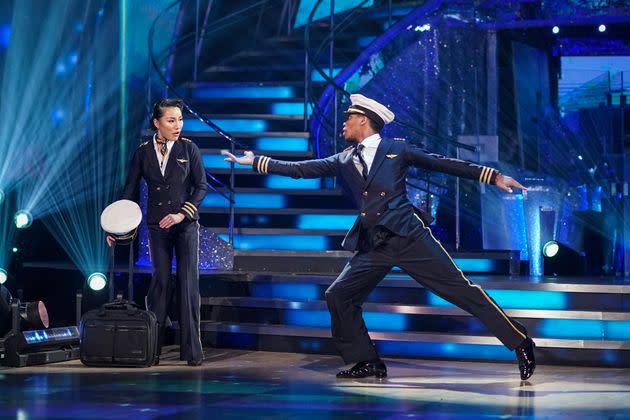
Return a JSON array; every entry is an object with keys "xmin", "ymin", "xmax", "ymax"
[{"xmin": 151, "ymin": 98, "xmax": 184, "ymax": 129}]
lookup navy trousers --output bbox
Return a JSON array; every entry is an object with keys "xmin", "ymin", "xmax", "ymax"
[
  {"xmin": 147, "ymin": 220, "xmax": 202, "ymax": 362},
  {"xmin": 325, "ymin": 215, "xmax": 527, "ymax": 364}
]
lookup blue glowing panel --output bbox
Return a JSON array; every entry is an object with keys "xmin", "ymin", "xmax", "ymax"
[
  {"xmin": 202, "ymin": 193, "xmax": 287, "ymax": 208},
  {"xmin": 452, "ymin": 258, "xmax": 497, "ymax": 273},
  {"xmin": 605, "ymin": 321, "xmax": 630, "ymax": 340},
  {"xmin": 311, "ymin": 68, "xmax": 342, "ymax": 82},
  {"xmin": 539, "ymin": 319, "xmax": 603, "ymax": 339},
  {"xmin": 428, "ymin": 290, "xmax": 567, "ymax": 310},
  {"xmin": 271, "ymin": 103, "xmax": 312, "ymax": 115},
  {"xmin": 294, "ymin": 0, "xmax": 374, "ymax": 28},
  {"xmin": 265, "ymin": 175, "xmax": 321, "ymax": 189},
  {"xmin": 255, "ymin": 137, "xmax": 309, "ymax": 152},
  {"xmin": 202, "ymin": 154, "xmax": 251, "ymax": 169},
  {"xmin": 297, "ymin": 214, "xmax": 356, "ymax": 230},
  {"xmin": 540, "ymin": 319, "xmax": 630, "ymax": 340},
  {"xmin": 377, "ymin": 341, "xmax": 515, "ymax": 361},
  {"xmin": 285, "ymin": 310, "xmax": 406, "ymax": 331},
  {"xmin": 251, "ymin": 283, "xmax": 320, "ymax": 300},
  {"xmin": 192, "ymin": 86, "xmax": 295, "ymax": 99},
  {"xmin": 218, "ymin": 234, "xmax": 328, "ymax": 250},
  {"xmin": 185, "ymin": 119, "xmax": 267, "ymax": 133},
  {"xmin": 0, "ymin": 23, "xmax": 10, "ymax": 49},
  {"xmin": 23, "ymin": 326, "xmax": 79, "ymax": 344}
]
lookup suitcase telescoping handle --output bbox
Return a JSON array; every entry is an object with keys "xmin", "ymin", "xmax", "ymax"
[{"xmin": 102, "ymin": 299, "xmax": 142, "ymax": 311}]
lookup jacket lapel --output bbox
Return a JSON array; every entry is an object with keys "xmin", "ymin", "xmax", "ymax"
[
  {"xmin": 146, "ymin": 141, "xmax": 163, "ymax": 178},
  {"xmin": 364, "ymin": 137, "xmax": 393, "ymax": 187},
  {"xmin": 341, "ymin": 149, "xmax": 365, "ymax": 185},
  {"xmin": 163, "ymin": 140, "xmax": 180, "ymax": 179}
]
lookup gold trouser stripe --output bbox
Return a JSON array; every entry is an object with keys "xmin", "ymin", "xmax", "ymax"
[
  {"xmin": 184, "ymin": 201, "xmax": 197, "ymax": 212},
  {"xmin": 413, "ymin": 213, "xmax": 527, "ymax": 341},
  {"xmin": 181, "ymin": 206, "xmax": 194, "ymax": 218}
]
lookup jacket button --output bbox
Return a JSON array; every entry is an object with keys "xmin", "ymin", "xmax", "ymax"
[
  {"xmin": 157, "ymin": 202, "xmax": 162, "ymax": 206},
  {"xmin": 380, "ymin": 192, "xmax": 385, "ymax": 196},
  {"xmin": 362, "ymin": 191, "xmax": 368, "ymax": 196},
  {"xmin": 360, "ymin": 212, "xmax": 366, "ymax": 217},
  {"xmin": 167, "ymin": 201, "xmax": 171, "ymax": 205},
  {"xmin": 377, "ymin": 212, "xmax": 381, "ymax": 216},
  {"xmin": 156, "ymin": 187, "xmax": 161, "ymax": 191},
  {"xmin": 165, "ymin": 185, "xmax": 170, "ymax": 190}
]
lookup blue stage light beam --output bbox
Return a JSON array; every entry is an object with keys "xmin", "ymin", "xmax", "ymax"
[{"xmin": 0, "ymin": 1, "xmax": 123, "ymax": 278}]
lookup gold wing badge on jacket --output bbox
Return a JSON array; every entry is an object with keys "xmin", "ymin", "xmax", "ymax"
[
  {"xmin": 386, "ymin": 154, "xmax": 398, "ymax": 159},
  {"xmin": 177, "ymin": 159, "xmax": 189, "ymax": 164}
]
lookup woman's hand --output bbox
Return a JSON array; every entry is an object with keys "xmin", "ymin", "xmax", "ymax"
[
  {"xmin": 106, "ymin": 235, "xmax": 116, "ymax": 247},
  {"xmin": 495, "ymin": 174, "xmax": 527, "ymax": 194},
  {"xmin": 159, "ymin": 213, "xmax": 185, "ymax": 229},
  {"xmin": 223, "ymin": 150, "xmax": 255, "ymax": 166}
]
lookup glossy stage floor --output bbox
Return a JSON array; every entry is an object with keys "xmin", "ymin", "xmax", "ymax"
[{"xmin": 1, "ymin": 347, "xmax": 630, "ymax": 419}]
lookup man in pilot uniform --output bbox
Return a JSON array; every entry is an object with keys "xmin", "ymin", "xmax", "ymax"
[
  {"xmin": 120, "ymin": 110, "xmax": 208, "ymax": 365},
  {"xmin": 224, "ymin": 94, "xmax": 536, "ymax": 380}
]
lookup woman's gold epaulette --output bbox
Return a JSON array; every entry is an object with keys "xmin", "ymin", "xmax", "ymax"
[
  {"xmin": 180, "ymin": 137, "xmax": 192, "ymax": 142},
  {"xmin": 137, "ymin": 141, "xmax": 150, "ymax": 149}
]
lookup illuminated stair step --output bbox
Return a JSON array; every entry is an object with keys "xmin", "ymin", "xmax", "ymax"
[
  {"xmin": 218, "ymin": 234, "xmax": 335, "ymax": 251},
  {"xmin": 191, "ymin": 85, "xmax": 296, "ymax": 99},
  {"xmin": 184, "ymin": 118, "xmax": 268, "ymax": 133},
  {"xmin": 197, "ymin": 322, "xmax": 630, "ymax": 365},
  {"xmin": 201, "ymin": 298, "xmax": 630, "ymax": 340}
]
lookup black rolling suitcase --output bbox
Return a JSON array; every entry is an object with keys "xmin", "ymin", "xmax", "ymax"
[{"xmin": 79, "ymin": 238, "xmax": 158, "ymax": 367}]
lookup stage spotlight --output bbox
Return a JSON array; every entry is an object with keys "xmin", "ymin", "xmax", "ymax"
[
  {"xmin": 552, "ymin": 26, "xmax": 560, "ymax": 34},
  {"xmin": 598, "ymin": 24, "xmax": 606, "ymax": 32},
  {"xmin": 542, "ymin": 241, "xmax": 586, "ymax": 276},
  {"xmin": 19, "ymin": 301, "xmax": 49, "ymax": 329},
  {"xmin": 14, "ymin": 210, "xmax": 32, "ymax": 229},
  {"xmin": 0, "ymin": 269, "xmax": 7, "ymax": 284},
  {"xmin": 542, "ymin": 240, "xmax": 559, "ymax": 258},
  {"xmin": 87, "ymin": 272, "xmax": 107, "ymax": 291},
  {"xmin": 12, "ymin": 248, "xmax": 18, "ymax": 253}
]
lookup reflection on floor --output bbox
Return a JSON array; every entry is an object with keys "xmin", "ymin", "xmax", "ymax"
[{"xmin": 1, "ymin": 347, "xmax": 630, "ymax": 419}]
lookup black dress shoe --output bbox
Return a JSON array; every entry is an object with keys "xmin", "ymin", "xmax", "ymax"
[
  {"xmin": 515, "ymin": 337, "xmax": 536, "ymax": 380},
  {"xmin": 336, "ymin": 360, "xmax": 387, "ymax": 378},
  {"xmin": 153, "ymin": 356, "xmax": 160, "ymax": 366},
  {"xmin": 187, "ymin": 359, "xmax": 203, "ymax": 366}
]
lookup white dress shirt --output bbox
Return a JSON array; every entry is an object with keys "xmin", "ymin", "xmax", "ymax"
[
  {"xmin": 153, "ymin": 134, "xmax": 175, "ymax": 176},
  {"xmin": 353, "ymin": 133, "xmax": 381, "ymax": 176}
]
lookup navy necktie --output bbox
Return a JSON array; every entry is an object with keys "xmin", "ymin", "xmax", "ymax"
[{"xmin": 354, "ymin": 143, "xmax": 368, "ymax": 180}]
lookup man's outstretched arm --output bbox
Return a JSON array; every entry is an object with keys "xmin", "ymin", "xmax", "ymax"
[
  {"xmin": 223, "ymin": 150, "xmax": 340, "ymax": 179},
  {"xmin": 403, "ymin": 143, "xmax": 526, "ymax": 194}
]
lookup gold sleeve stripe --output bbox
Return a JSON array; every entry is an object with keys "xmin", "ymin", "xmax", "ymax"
[
  {"xmin": 484, "ymin": 168, "xmax": 495, "ymax": 184},
  {"xmin": 183, "ymin": 202, "xmax": 197, "ymax": 212},
  {"xmin": 479, "ymin": 166, "xmax": 488, "ymax": 182},
  {"xmin": 259, "ymin": 156, "xmax": 267, "ymax": 174},
  {"xmin": 263, "ymin": 156, "xmax": 271, "ymax": 174},
  {"xmin": 181, "ymin": 206, "xmax": 194, "ymax": 218},
  {"xmin": 481, "ymin": 167, "xmax": 490, "ymax": 184},
  {"xmin": 256, "ymin": 156, "xmax": 262, "ymax": 172}
]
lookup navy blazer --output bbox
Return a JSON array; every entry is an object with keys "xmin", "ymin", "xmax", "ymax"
[
  {"xmin": 122, "ymin": 138, "xmax": 208, "ymax": 226},
  {"xmin": 253, "ymin": 137, "xmax": 499, "ymax": 251}
]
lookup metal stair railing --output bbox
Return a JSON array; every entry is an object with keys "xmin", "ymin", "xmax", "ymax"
[{"xmin": 147, "ymin": 0, "xmax": 298, "ymax": 246}]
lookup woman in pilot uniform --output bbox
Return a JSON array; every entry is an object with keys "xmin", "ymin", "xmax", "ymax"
[{"xmin": 108, "ymin": 98, "xmax": 208, "ymax": 366}]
